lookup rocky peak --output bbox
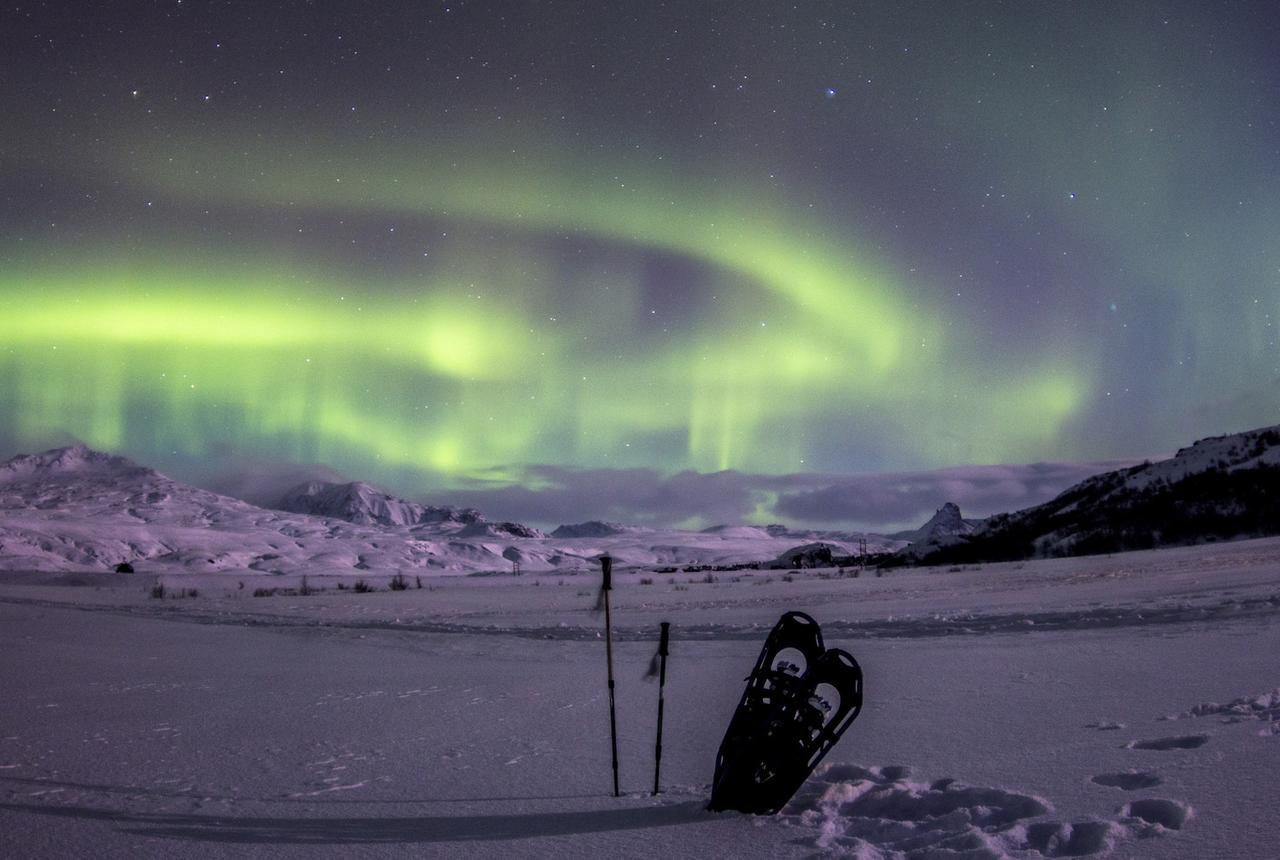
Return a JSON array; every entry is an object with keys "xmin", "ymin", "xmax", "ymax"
[
  {"xmin": 908, "ymin": 502, "xmax": 976, "ymax": 545},
  {"xmin": 0, "ymin": 444, "xmax": 149, "ymax": 483}
]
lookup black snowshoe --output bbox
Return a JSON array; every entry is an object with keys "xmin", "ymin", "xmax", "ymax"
[{"xmin": 708, "ymin": 611, "xmax": 863, "ymax": 814}]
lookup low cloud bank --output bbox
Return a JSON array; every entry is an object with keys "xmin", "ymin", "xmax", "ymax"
[
  {"xmin": 432, "ymin": 460, "xmax": 1139, "ymax": 531},
  {"xmin": 771, "ymin": 461, "xmax": 1139, "ymax": 528},
  {"xmin": 441, "ymin": 466, "xmax": 763, "ymax": 529}
]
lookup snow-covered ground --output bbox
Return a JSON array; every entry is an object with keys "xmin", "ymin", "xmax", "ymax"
[{"xmin": 2, "ymin": 537, "xmax": 1278, "ymax": 858}]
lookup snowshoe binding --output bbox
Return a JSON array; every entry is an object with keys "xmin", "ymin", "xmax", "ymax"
[{"xmin": 708, "ymin": 611, "xmax": 863, "ymax": 814}]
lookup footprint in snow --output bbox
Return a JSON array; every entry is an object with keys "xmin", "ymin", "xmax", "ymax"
[
  {"xmin": 1091, "ymin": 771, "xmax": 1162, "ymax": 790},
  {"xmin": 1120, "ymin": 798, "xmax": 1192, "ymax": 832},
  {"xmin": 785, "ymin": 763, "xmax": 1189, "ymax": 858},
  {"xmin": 1124, "ymin": 734, "xmax": 1209, "ymax": 751},
  {"xmin": 1168, "ymin": 687, "xmax": 1280, "ymax": 735}
]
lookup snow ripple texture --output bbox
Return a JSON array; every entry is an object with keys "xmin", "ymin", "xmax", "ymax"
[{"xmin": 785, "ymin": 763, "xmax": 1190, "ymax": 858}]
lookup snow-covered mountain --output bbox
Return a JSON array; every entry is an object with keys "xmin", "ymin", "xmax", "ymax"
[
  {"xmin": 888, "ymin": 502, "xmax": 983, "ymax": 562},
  {"xmin": 0, "ymin": 443, "xmax": 146, "ymax": 483},
  {"xmin": 700, "ymin": 524, "xmax": 776, "ymax": 540},
  {"xmin": 0, "ymin": 446, "xmax": 543, "ymax": 573},
  {"xmin": 905, "ymin": 425, "xmax": 1280, "ymax": 565},
  {"xmin": 455, "ymin": 520, "xmax": 546, "ymax": 539},
  {"xmin": 28, "ymin": 423, "xmax": 1271, "ymax": 576},
  {"xmin": 0, "ymin": 444, "xmax": 301, "ymax": 570},
  {"xmin": 764, "ymin": 523, "xmax": 894, "ymax": 545},
  {"xmin": 275, "ymin": 480, "xmax": 547, "ymax": 538},
  {"xmin": 0, "ymin": 445, "xmax": 899, "ymax": 573},
  {"xmin": 277, "ymin": 480, "xmax": 484, "ymax": 529},
  {"xmin": 775, "ymin": 542, "xmax": 841, "ymax": 568},
  {"xmin": 894, "ymin": 502, "xmax": 981, "ymax": 545},
  {"xmin": 550, "ymin": 521, "xmax": 649, "ymax": 538},
  {"xmin": 0, "ymin": 444, "xmax": 259, "ymax": 527}
]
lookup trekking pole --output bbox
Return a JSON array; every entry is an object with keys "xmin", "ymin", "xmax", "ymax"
[
  {"xmin": 652, "ymin": 621, "xmax": 670, "ymax": 796},
  {"xmin": 601, "ymin": 555, "xmax": 620, "ymax": 797}
]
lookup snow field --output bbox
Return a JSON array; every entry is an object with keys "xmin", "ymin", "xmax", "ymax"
[{"xmin": 1, "ymin": 538, "xmax": 1279, "ymax": 858}]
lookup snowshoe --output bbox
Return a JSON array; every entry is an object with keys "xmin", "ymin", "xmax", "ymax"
[{"xmin": 708, "ymin": 611, "xmax": 863, "ymax": 814}]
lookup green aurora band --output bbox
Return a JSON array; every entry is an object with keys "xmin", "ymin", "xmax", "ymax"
[{"xmin": 0, "ymin": 136, "xmax": 1089, "ymax": 491}]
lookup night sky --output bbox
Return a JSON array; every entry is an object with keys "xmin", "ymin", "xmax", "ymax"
[{"xmin": 3, "ymin": 2, "xmax": 1278, "ymax": 529}]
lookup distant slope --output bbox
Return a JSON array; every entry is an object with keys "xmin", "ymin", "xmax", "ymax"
[
  {"xmin": 904, "ymin": 425, "xmax": 1280, "ymax": 565},
  {"xmin": 550, "ymin": 521, "xmax": 648, "ymax": 538},
  {"xmin": 699, "ymin": 524, "xmax": 775, "ymax": 540},
  {"xmin": 277, "ymin": 480, "xmax": 484, "ymax": 530},
  {"xmin": 276, "ymin": 480, "xmax": 546, "ymax": 537}
]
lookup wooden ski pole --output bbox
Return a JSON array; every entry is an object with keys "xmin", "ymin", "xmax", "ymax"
[
  {"xmin": 653, "ymin": 621, "xmax": 670, "ymax": 796},
  {"xmin": 601, "ymin": 555, "xmax": 620, "ymax": 797}
]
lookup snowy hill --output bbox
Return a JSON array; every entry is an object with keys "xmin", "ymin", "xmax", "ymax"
[{"xmin": 906, "ymin": 425, "xmax": 1280, "ymax": 565}]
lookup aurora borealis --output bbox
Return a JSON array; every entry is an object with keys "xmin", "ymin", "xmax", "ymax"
[{"xmin": 3, "ymin": 3, "xmax": 1278, "ymax": 528}]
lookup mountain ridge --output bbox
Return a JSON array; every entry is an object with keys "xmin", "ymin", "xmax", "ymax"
[
  {"xmin": 277, "ymin": 480, "xmax": 487, "ymax": 530},
  {"xmin": 0, "ymin": 445, "xmax": 899, "ymax": 572},
  {"xmin": 7, "ymin": 423, "xmax": 1273, "ymax": 574},
  {"xmin": 900, "ymin": 424, "xmax": 1280, "ymax": 565}
]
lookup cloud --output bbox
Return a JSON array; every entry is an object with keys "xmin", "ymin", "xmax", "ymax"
[
  {"xmin": 438, "ymin": 466, "xmax": 764, "ymax": 529},
  {"xmin": 191, "ymin": 458, "xmax": 350, "ymax": 508},
  {"xmin": 770, "ymin": 460, "xmax": 1139, "ymax": 528},
  {"xmin": 425, "ymin": 460, "xmax": 1140, "ymax": 531}
]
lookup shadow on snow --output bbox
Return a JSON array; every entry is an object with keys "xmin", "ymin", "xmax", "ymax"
[{"xmin": 0, "ymin": 799, "xmax": 709, "ymax": 844}]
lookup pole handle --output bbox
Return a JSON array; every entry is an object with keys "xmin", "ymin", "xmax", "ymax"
[
  {"xmin": 657, "ymin": 620, "xmax": 670, "ymax": 656},
  {"xmin": 601, "ymin": 556, "xmax": 613, "ymax": 591}
]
